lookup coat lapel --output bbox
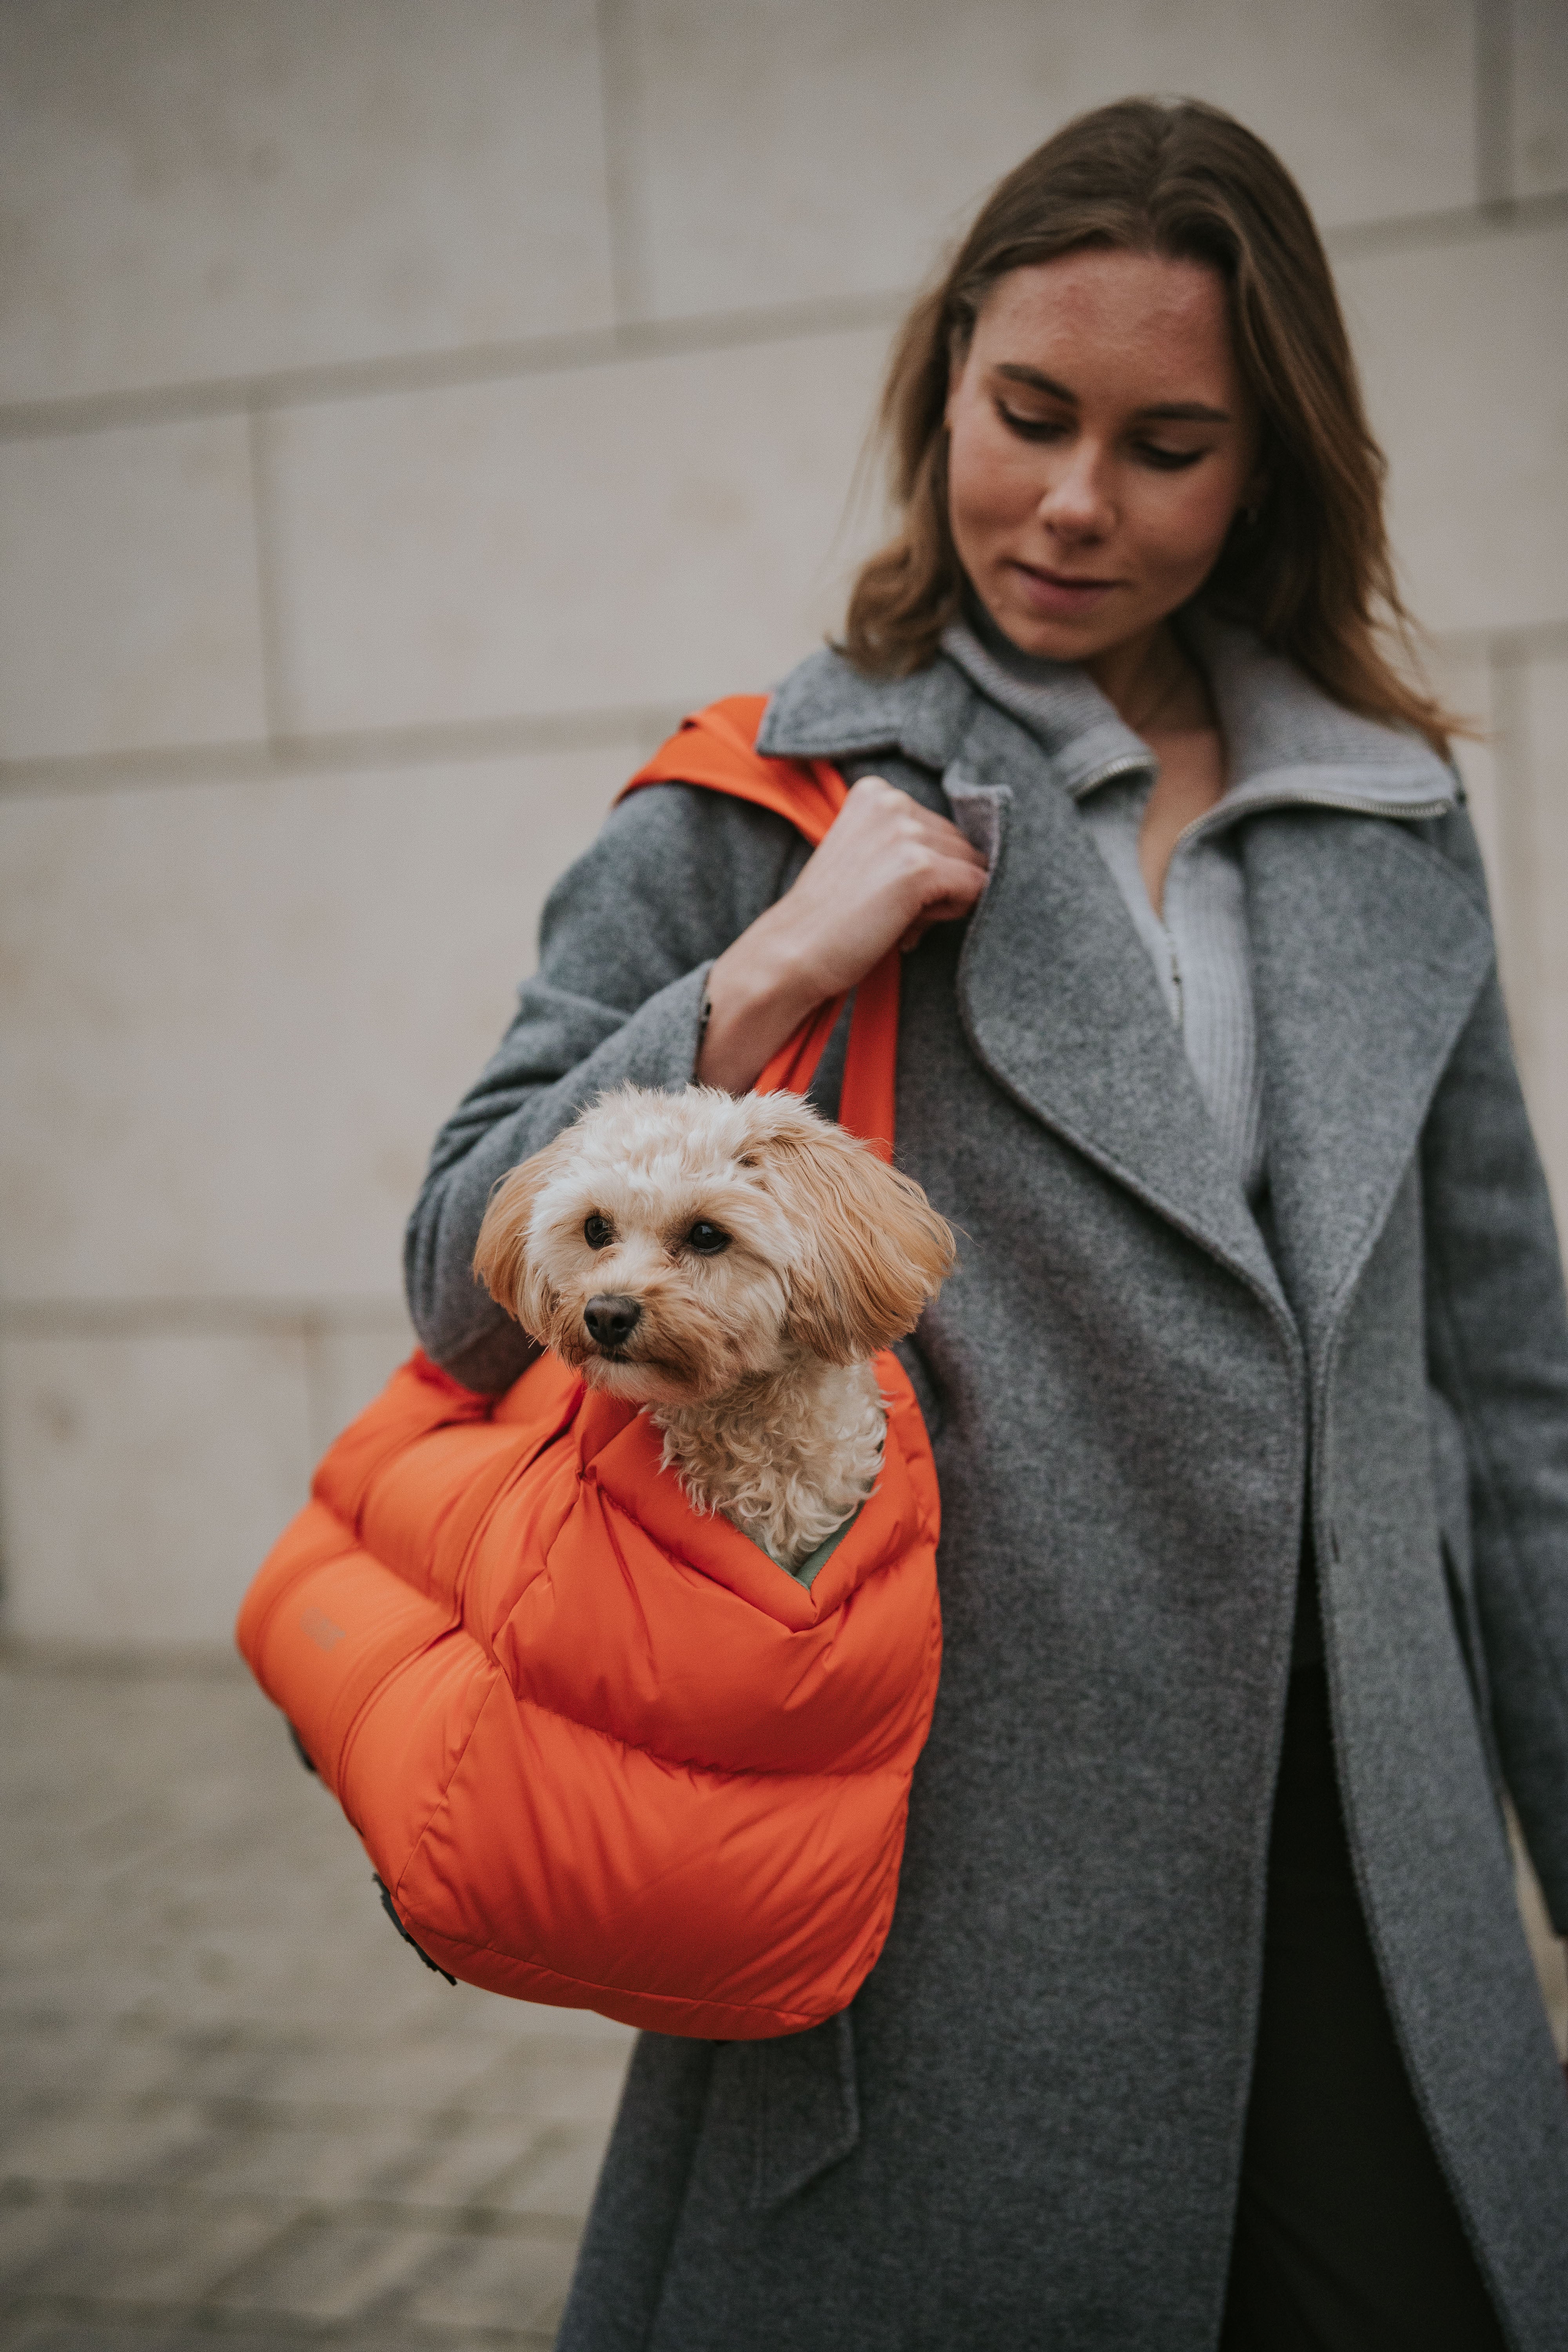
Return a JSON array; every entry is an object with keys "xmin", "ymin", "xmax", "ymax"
[
  {"xmin": 1243, "ymin": 811, "xmax": 1494, "ymax": 1354},
  {"xmin": 950, "ymin": 702, "xmax": 1289, "ymax": 1314},
  {"xmin": 757, "ymin": 635, "xmax": 1490, "ymax": 1340},
  {"xmin": 759, "ymin": 652, "xmax": 1287, "ymax": 1308}
]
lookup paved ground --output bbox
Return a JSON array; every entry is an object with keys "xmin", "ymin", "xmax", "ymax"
[
  {"xmin": 0, "ymin": 1652, "xmax": 635, "ymax": 2350},
  {"xmin": 5, "ymin": 1649, "xmax": 1564, "ymax": 2352}
]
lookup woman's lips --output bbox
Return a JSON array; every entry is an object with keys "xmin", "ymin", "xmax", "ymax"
[{"xmin": 1007, "ymin": 561, "xmax": 1121, "ymax": 619}]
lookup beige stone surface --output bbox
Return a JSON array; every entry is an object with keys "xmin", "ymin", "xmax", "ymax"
[
  {"xmin": 0, "ymin": 1655, "xmax": 633, "ymax": 2344},
  {"xmin": 1514, "ymin": 0, "xmax": 1568, "ymax": 200},
  {"xmin": 620, "ymin": 0, "xmax": 1477, "ymax": 321},
  {"xmin": 263, "ymin": 328, "xmax": 888, "ymax": 735},
  {"xmin": 1340, "ymin": 219, "xmax": 1568, "ymax": 639},
  {"xmin": 0, "ymin": 744, "xmax": 636, "ymax": 1305},
  {"xmin": 0, "ymin": 416, "xmax": 266, "ymax": 760},
  {"xmin": 0, "ymin": 1330, "xmax": 313, "ymax": 1645},
  {"xmin": 0, "ymin": 0, "xmax": 614, "ymax": 407}
]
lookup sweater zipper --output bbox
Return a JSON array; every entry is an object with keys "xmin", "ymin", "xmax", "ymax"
[
  {"xmin": 1081, "ymin": 748, "xmax": 1189, "ymax": 1025},
  {"xmin": 1074, "ymin": 753, "xmax": 1190, "ymax": 1028}
]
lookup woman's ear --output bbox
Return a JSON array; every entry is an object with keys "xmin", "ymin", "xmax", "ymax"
[
  {"xmin": 473, "ymin": 1132, "xmax": 572, "ymax": 1334},
  {"xmin": 757, "ymin": 1116, "xmax": 956, "ymax": 1364}
]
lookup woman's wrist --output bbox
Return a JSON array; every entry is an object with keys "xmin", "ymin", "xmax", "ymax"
[{"xmin": 695, "ymin": 924, "xmax": 834, "ymax": 1094}]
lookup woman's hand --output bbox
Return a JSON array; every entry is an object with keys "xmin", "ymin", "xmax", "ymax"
[{"xmin": 696, "ymin": 776, "xmax": 989, "ymax": 1094}]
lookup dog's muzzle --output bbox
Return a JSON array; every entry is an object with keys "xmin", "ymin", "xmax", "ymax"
[{"xmin": 584, "ymin": 1293, "xmax": 642, "ymax": 1352}]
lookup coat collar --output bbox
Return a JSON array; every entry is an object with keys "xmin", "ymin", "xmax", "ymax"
[
  {"xmin": 938, "ymin": 606, "xmax": 1458, "ymax": 822},
  {"xmin": 760, "ymin": 610, "xmax": 1457, "ymax": 823},
  {"xmin": 757, "ymin": 619, "xmax": 1486, "ymax": 1346},
  {"xmin": 755, "ymin": 641, "xmax": 973, "ymax": 772}
]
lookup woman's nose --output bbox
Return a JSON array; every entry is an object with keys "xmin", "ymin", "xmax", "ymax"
[{"xmin": 1038, "ymin": 446, "xmax": 1114, "ymax": 542}]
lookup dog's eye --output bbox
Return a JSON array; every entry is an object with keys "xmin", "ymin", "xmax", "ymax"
[
  {"xmin": 584, "ymin": 1214, "xmax": 613, "ymax": 1249},
  {"xmin": 684, "ymin": 1221, "xmax": 731, "ymax": 1256}
]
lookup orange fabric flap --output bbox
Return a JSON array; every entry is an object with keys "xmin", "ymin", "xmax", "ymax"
[
  {"xmin": 581, "ymin": 1348, "xmax": 924, "ymax": 1632},
  {"xmin": 583, "ymin": 1411, "xmax": 819, "ymax": 1632}
]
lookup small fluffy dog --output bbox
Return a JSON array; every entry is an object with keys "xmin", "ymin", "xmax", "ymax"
[{"xmin": 473, "ymin": 1085, "xmax": 955, "ymax": 1570}]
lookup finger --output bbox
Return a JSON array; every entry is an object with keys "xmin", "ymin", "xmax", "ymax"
[
  {"xmin": 886, "ymin": 799, "xmax": 987, "ymax": 858},
  {"xmin": 918, "ymin": 852, "xmax": 990, "ymax": 906},
  {"xmin": 841, "ymin": 779, "xmax": 987, "ymax": 867},
  {"xmin": 902, "ymin": 816, "xmax": 989, "ymax": 870},
  {"xmin": 899, "ymin": 876, "xmax": 990, "ymax": 953}
]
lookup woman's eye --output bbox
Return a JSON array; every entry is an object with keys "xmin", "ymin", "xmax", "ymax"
[
  {"xmin": 584, "ymin": 1214, "xmax": 613, "ymax": 1249},
  {"xmin": 685, "ymin": 1221, "xmax": 732, "ymax": 1257},
  {"xmin": 996, "ymin": 402, "xmax": 1066, "ymax": 443},
  {"xmin": 1135, "ymin": 443, "xmax": 1205, "ymax": 472}
]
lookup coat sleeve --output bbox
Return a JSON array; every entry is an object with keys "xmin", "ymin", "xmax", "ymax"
[
  {"xmin": 1420, "ymin": 808, "xmax": 1568, "ymax": 1929},
  {"xmin": 404, "ymin": 779, "xmax": 809, "ymax": 1393}
]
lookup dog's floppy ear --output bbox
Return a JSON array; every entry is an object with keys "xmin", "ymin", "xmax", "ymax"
[
  {"xmin": 473, "ymin": 1130, "xmax": 573, "ymax": 1333},
  {"xmin": 754, "ymin": 1107, "xmax": 956, "ymax": 1364}
]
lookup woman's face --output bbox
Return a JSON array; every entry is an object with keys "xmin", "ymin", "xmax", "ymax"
[{"xmin": 944, "ymin": 248, "xmax": 1263, "ymax": 664}]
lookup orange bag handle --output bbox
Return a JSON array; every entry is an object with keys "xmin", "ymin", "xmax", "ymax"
[{"xmin": 619, "ymin": 696, "xmax": 900, "ymax": 1161}]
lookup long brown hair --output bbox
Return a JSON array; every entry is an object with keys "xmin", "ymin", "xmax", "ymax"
[{"xmin": 841, "ymin": 98, "xmax": 1457, "ymax": 750}]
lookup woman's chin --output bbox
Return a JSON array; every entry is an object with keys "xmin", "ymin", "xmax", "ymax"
[{"xmin": 983, "ymin": 587, "xmax": 1129, "ymax": 664}]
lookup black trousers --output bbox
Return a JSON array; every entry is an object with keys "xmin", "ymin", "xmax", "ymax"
[{"xmin": 1220, "ymin": 1666, "xmax": 1508, "ymax": 2352}]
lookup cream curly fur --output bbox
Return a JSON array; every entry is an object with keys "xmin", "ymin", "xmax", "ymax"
[{"xmin": 473, "ymin": 1085, "xmax": 955, "ymax": 1569}]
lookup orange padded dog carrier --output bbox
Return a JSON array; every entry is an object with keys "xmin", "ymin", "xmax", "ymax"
[{"xmin": 236, "ymin": 701, "xmax": 942, "ymax": 2040}]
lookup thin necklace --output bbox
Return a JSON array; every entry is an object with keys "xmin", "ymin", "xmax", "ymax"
[{"xmin": 1125, "ymin": 647, "xmax": 1189, "ymax": 739}]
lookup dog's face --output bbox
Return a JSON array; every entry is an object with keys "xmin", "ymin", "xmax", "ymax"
[{"xmin": 473, "ymin": 1086, "xmax": 955, "ymax": 1405}]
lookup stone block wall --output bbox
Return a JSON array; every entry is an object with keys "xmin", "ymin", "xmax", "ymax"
[{"xmin": 1, "ymin": 0, "xmax": 1564, "ymax": 1646}]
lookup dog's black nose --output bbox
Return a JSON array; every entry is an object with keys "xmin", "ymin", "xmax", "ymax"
[{"xmin": 584, "ymin": 1293, "xmax": 642, "ymax": 1350}]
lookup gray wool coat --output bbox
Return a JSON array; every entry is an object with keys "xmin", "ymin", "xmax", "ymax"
[{"xmin": 405, "ymin": 615, "xmax": 1568, "ymax": 2350}]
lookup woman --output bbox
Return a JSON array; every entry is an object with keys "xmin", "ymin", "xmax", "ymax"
[{"xmin": 406, "ymin": 99, "xmax": 1568, "ymax": 2349}]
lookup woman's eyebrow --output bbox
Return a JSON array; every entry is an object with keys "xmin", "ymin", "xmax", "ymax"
[
  {"xmin": 1136, "ymin": 400, "xmax": 1232, "ymax": 423},
  {"xmin": 995, "ymin": 363, "xmax": 1076, "ymax": 401},
  {"xmin": 992, "ymin": 365, "xmax": 1230, "ymax": 426}
]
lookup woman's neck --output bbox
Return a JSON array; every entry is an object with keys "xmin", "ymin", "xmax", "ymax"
[
  {"xmin": 1085, "ymin": 623, "xmax": 1161, "ymax": 718},
  {"xmin": 965, "ymin": 595, "xmax": 1210, "ymax": 739},
  {"xmin": 1085, "ymin": 622, "xmax": 1205, "ymax": 737}
]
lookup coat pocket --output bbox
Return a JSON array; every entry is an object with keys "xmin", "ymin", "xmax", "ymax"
[{"xmin": 701, "ymin": 2010, "xmax": 860, "ymax": 2213}]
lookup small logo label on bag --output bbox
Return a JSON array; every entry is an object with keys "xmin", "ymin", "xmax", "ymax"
[{"xmin": 300, "ymin": 1606, "xmax": 347, "ymax": 1651}]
